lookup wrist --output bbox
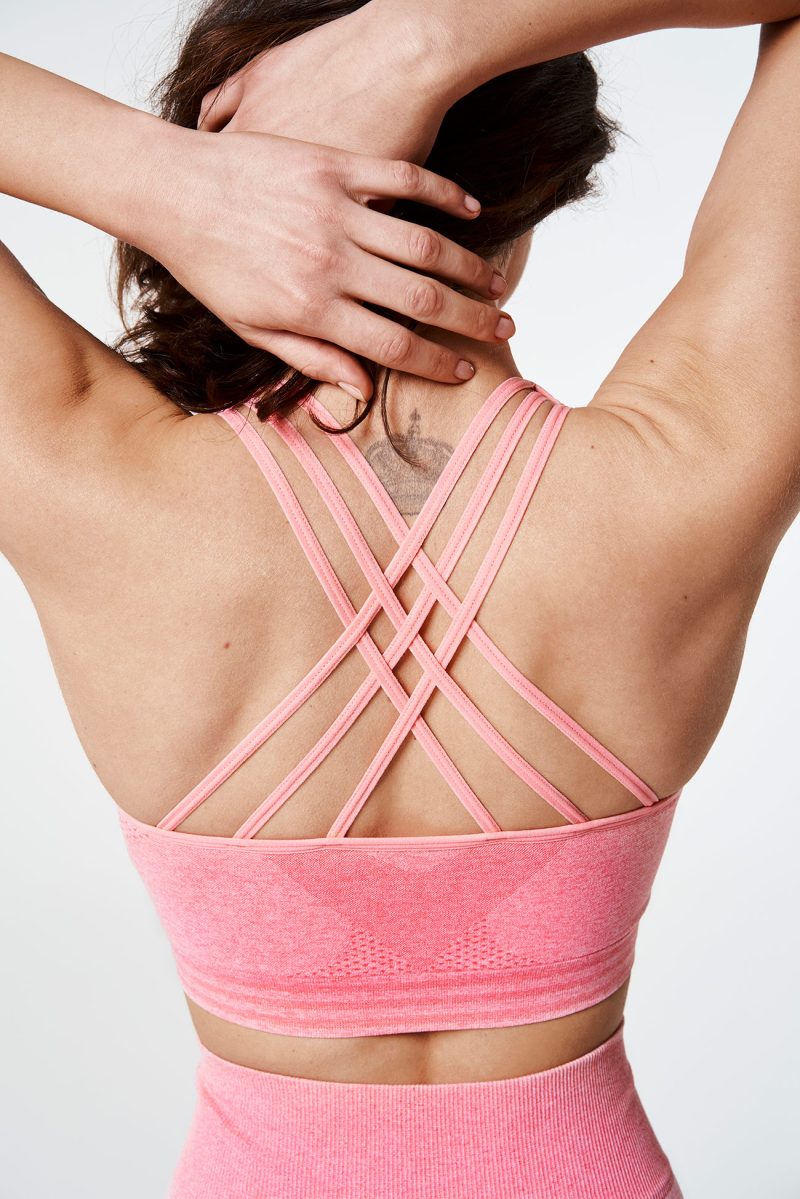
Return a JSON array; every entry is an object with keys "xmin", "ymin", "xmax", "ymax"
[
  {"xmin": 356, "ymin": 0, "xmax": 523, "ymax": 104},
  {"xmin": 32, "ymin": 94, "xmax": 183, "ymax": 254},
  {"xmin": 0, "ymin": 54, "xmax": 186, "ymax": 248},
  {"xmin": 110, "ymin": 112, "xmax": 194, "ymax": 255},
  {"xmin": 351, "ymin": 0, "xmax": 490, "ymax": 109}
]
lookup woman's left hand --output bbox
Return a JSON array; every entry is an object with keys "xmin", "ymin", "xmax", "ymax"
[
  {"xmin": 185, "ymin": 3, "xmax": 509, "ymax": 397},
  {"xmin": 144, "ymin": 126, "xmax": 506, "ymax": 397}
]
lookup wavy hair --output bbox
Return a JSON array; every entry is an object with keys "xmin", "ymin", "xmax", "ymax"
[{"xmin": 113, "ymin": 0, "xmax": 620, "ymax": 455}]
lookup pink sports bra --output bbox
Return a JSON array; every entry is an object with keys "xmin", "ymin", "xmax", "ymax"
[{"xmin": 116, "ymin": 376, "xmax": 681, "ymax": 1037}]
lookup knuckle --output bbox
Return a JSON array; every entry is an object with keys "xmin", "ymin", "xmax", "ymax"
[
  {"xmin": 230, "ymin": 318, "xmax": 252, "ymax": 343},
  {"xmin": 392, "ymin": 158, "xmax": 420, "ymax": 192},
  {"xmin": 473, "ymin": 255, "xmax": 492, "ymax": 288},
  {"xmin": 409, "ymin": 227, "xmax": 441, "ymax": 268},
  {"xmin": 292, "ymin": 284, "xmax": 330, "ymax": 329},
  {"xmin": 379, "ymin": 327, "xmax": 415, "ymax": 368},
  {"xmin": 297, "ymin": 359, "xmax": 323, "ymax": 380},
  {"xmin": 301, "ymin": 199, "xmax": 339, "ymax": 229},
  {"xmin": 306, "ymin": 144, "xmax": 336, "ymax": 175},
  {"xmin": 476, "ymin": 301, "xmax": 498, "ymax": 338},
  {"xmin": 406, "ymin": 280, "xmax": 443, "ymax": 321},
  {"xmin": 433, "ymin": 345, "xmax": 456, "ymax": 379},
  {"xmin": 299, "ymin": 239, "xmax": 337, "ymax": 275}
]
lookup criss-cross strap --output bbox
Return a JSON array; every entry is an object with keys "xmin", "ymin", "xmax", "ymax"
[
  {"xmin": 231, "ymin": 387, "xmax": 563, "ymax": 839},
  {"xmin": 310, "ymin": 383, "xmax": 663, "ymax": 810},
  {"xmin": 156, "ymin": 375, "xmax": 674, "ymax": 842},
  {"xmin": 314, "ymin": 401, "xmax": 572, "ymax": 837},
  {"xmin": 156, "ymin": 377, "xmax": 540, "ymax": 834},
  {"xmin": 264, "ymin": 399, "xmax": 588, "ymax": 838}
]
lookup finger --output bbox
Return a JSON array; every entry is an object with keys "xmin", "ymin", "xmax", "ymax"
[
  {"xmin": 344, "ymin": 248, "xmax": 514, "ymax": 345},
  {"xmin": 235, "ymin": 326, "xmax": 374, "ymax": 401},
  {"xmin": 319, "ymin": 300, "xmax": 480, "ymax": 385},
  {"xmin": 197, "ymin": 76, "xmax": 243, "ymax": 131},
  {"xmin": 348, "ymin": 156, "xmax": 482, "ymax": 220},
  {"xmin": 351, "ymin": 208, "xmax": 507, "ymax": 300}
]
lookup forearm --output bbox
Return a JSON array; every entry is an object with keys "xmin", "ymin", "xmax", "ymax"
[
  {"xmin": 364, "ymin": 0, "xmax": 800, "ymax": 100},
  {"xmin": 0, "ymin": 52, "xmax": 178, "ymax": 249}
]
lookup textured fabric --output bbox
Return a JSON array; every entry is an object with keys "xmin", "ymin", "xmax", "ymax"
[
  {"xmin": 118, "ymin": 794, "xmax": 678, "ymax": 1036},
  {"xmin": 115, "ymin": 375, "xmax": 683, "ymax": 1038},
  {"xmin": 169, "ymin": 1020, "xmax": 684, "ymax": 1199}
]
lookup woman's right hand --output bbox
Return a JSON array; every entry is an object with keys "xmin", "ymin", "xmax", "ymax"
[{"xmin": 158, "ymin": 4, "xmax": 513, "ymax": 400}]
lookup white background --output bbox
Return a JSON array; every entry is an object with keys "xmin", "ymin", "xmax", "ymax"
[{"xmin": 1, "ymin": 4, "xmax": 798, "ymax": 1196}]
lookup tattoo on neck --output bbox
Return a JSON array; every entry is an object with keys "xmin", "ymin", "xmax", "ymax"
[{"xmin": 365, "ymin": 408, "xmax": 454, "ymax": 516}]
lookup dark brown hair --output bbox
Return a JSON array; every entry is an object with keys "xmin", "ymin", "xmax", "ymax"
[{"xmin": 113, "ymin": 0, "xmax": 620, "ymax": 451}]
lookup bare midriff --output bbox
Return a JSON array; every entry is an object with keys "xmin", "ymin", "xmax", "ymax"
[{"xmin": 185, "ymin": 977, "xmax": 630, "ymax": 1084}]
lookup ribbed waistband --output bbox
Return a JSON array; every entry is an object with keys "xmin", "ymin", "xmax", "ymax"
[{"xmin": 171, "ymin": 1019, "xmax": 683, "ymax": 1199}]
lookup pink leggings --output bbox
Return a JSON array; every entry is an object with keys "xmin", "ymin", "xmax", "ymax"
[{"xmin": 170, "ymin": 1019, "xmax": 683, "ymax": 1198}]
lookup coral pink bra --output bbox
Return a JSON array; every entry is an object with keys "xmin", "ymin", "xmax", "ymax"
[{"xmin": 116, "ymin": 377, "xmax": 681, "ymax": 1037}]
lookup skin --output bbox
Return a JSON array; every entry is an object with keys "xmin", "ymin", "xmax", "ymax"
[
  {"xmin": 1, "ymin": 6, "xmax": 800, "ymax": 1089},
  {"xmin": 0, "ymin": 48, "xmax": 511, "ymax": 398},
  {"xmin": 184, "ymin": 234, "xmax": 639, "ymax": 1082}
]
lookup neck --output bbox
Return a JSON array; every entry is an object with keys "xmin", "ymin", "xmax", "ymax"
[{"xmin": 315, "ymin": 326, "xmax": 524, "ymax": 433}]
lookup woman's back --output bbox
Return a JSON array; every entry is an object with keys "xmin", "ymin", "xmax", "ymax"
[
  {"xmin": 19, "ymin": 351, "xmax": 761, "ymax": 1083},
  {"xmin": 36, "ymin": 360, "xmax": 758, "ymax": 827}
]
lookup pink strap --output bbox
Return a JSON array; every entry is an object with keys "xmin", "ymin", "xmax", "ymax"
[
  {"xmin": 326, "ymin": 402, "xmax": 572, "ymax": 837},
  {"xmin": 311, "ymin": 384, "xmax": 662, "ymax": 809},
  {"xmin": 237, "ymin": 426, "xmax": 502, "ymax": 837},
  {"xmin": 233, "ymin": 388, "xmax": 571, "ymax": 839},
  {"xmin": 158, "ymin": 375, "xmax": 672, "ymax": 840},
  {"xmin": 157, "ymin": 377, "xmax": 536, "ymax": 833},
  {"xmin": 268, "ymin": 400, "xmax": 587, "ymax": 835}
]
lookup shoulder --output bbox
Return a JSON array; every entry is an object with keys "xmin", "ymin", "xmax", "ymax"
[
  {"xmin": 0, "ymin": 296, "xmax": 188, "ymax": 599},
  {"xmin": 556, "ymin": 16, "xmax": 800, "ymax": 602},
  {"xmin": 0, "ymin": 235, "xmax": 263, "ymax": 584},
  {"xmin": 542, "ymin": 388, "xmax": 777, "ymax": 629}
]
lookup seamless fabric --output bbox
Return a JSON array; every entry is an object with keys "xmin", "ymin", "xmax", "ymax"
[
  {"xmin": 168, "ymin": 1020, "xmax": 684, "ymax": 1199},
  {"xmin": 117, "ymin": 377, "xmax": 682, "ymax": 1037}
]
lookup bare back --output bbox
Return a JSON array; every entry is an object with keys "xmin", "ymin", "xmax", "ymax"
[{"xmin": 9, "ymin": 362, "xmax": 761, "ymax": 1082}]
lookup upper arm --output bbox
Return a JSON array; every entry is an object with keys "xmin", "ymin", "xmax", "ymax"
[
  {"xmin": 0, "ymin": 237, "xmax": 122, "ymax": 426},
  {"xmin": 591, "ymin": 19, "xmax": 800, "ymax": 585},
  {"xmin": 0, "ymin": 239, "xmax": 173, "ymax": 584}
]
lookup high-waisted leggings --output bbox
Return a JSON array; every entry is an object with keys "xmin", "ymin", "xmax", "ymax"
[{"xmin": 169, "ymin": 1019, "xmax": 683, "ymax": 1199}]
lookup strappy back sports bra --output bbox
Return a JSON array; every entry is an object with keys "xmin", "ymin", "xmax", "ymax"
[{"xmin": 116, "ymin": 377, "xmax": 682, "ymax": 1037}]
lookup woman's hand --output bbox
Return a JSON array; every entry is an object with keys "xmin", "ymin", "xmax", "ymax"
[
  {"xmin": 182, "ymin": 6, "xmax": 512, "ymax": 398},
  {"xmin": 148, "ymin": 125, "xmax": 509, "ymax": 398},
  {"xmin": 195, "ymin": 8, "xmax": 457, "ymax": 167}
]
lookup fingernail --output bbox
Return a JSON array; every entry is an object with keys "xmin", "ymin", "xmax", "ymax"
[
  {"xmin": 463, "ymin": 194, "xmax": 481, "ymax": 213},
  {"xmin": 338, "ymin": 381, "xmax": 366, "ymax": 403},
  {"xmin": 495, "ymin": 314, "xmax": 515, "ymax": 339},
  {"xmin": 455, "ymin": 359, "xmax": 475, "ymax": 380},
  {"xmin": 490, "ymin": 272, "xmax": 507, "ymax": 297}
]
